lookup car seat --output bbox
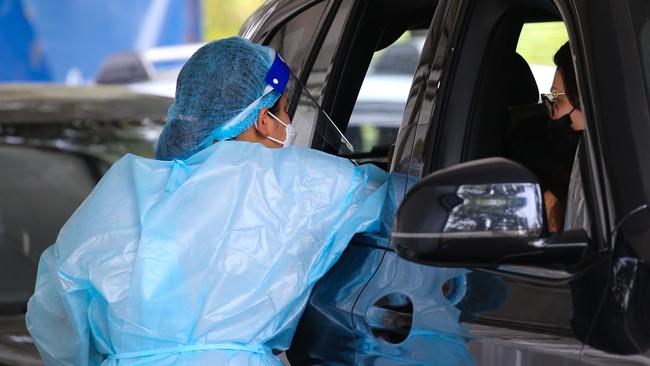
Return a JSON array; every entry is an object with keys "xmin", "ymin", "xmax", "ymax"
[{"xmin": 465, "ymin": 51, "xmax": 540, "ymax": 161}]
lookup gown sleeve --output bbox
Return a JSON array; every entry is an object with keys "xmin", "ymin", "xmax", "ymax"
[{"xmin": 26, "ymin": 246, "xmax": 103, "ymax": 366}]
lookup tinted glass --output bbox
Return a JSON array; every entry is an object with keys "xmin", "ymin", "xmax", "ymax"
[
  {"xmin": 268, "ymin": 2, "xmax": 328, "ymax": 75},
  {"xmin": 292, "ymin": 0, "xmax": 354, "ymax": 150}
]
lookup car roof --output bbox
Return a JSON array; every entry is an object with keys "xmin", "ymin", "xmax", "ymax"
[
  {"xmin": 95, "ymin": 43, "xmax": 204, "ymax": 85},
  {"xmin": 0, "ymin": 84, "xmax": 172, "ymax": 123}
]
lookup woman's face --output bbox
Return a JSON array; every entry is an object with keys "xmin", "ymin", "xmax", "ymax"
[
  {"xmin": 549, "ymin": 68, "xmax": 575, "ymax": 120},
  {"xmin": 549, "ymin": 68, "xmax": 586, "ymax": 131}
]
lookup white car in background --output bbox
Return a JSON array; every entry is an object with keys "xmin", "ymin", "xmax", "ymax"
[{"xmin": 95, "ymin": 43, "xmax": 204, "ymax": 98}]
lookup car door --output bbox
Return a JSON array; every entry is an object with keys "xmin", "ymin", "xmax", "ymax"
[
  {"xmin": 244, "ymin": 0, "xmax": 454, "ymax": 364},
  {"xmin": 381, "ymin": 0, "xmax": 650, "ymax": 365},
  {"xmin": 243, "ymin": 2, "xmax": 373, "ymax": 363},
  {"xmin": 342, "ymin": 1, "xmax": 482, "ymax": 365},
  {"xmin": 567, "ymin": 0, "xmax": 650, "ymax": 363},
  {"xmin": 245, "ymin": 0, "xmax": 650, "ymax": 364}
]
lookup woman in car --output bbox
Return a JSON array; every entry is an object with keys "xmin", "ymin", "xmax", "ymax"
[{"xmin": 542, "ymin": 41, "xmax": 587, "ymax": 232}]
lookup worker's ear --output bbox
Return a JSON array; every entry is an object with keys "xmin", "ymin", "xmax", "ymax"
[{"xmin": 256, "ymin": 107, "xmax": 272, "ymax": 135}]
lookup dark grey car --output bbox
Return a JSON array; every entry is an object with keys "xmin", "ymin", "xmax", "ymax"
[
  {"xmin": 0, "ymin": 85, "xmax": 171, "ymax": 365},
  {"xmin": 5, "ymin": 0, "xmax": 650, "ymax": 363},
  {"xmin": 241, "ymin": 0, "xmax": 650, "ymax": 364}
]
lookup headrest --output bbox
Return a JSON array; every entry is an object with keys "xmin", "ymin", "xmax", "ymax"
[{"xmin": 506, "ymin": 53, "xmax": 539, "ymax": 106}]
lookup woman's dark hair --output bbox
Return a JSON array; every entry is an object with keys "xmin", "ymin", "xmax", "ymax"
[
  {"xmin": 270, "ymin": 97, "xmax": 282, "ymax": 114},
  {"xmin": 540, "ymin": 41, "xmax": 582, "ymax": 231},
  {"xmin": 553, "ymin": 41, "xmax": 580, "ymax": 109}
]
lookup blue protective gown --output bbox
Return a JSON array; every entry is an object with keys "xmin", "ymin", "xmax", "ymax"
[{"xmin": 26, "ymin": 141, "xmax": 389, "ymax": 365}]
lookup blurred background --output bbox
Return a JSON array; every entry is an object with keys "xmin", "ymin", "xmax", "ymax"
[
  {"xmin": 0, "ymin": 0, "xmax": 265, "ymax": 86},
  {"xmin": 0, "ymin": 0, "xmax": 565, "ymax": 94}
]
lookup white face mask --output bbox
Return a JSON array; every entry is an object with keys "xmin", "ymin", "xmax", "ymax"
[{"xmin": 260, "ymin": 111, "xmax": 296, "ymax": 147}]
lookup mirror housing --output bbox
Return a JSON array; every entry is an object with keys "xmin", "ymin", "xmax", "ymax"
[{"xmin": 392, "ymin": 158, "xmax": 587, "ymax": 268}]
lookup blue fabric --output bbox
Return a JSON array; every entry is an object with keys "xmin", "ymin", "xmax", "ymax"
[
  {"xmin": 26, "ymin": 141, "xmax": 389, "ymax": 365},
  {"xmin": 156, "ymin": 37, "xmax": 281, "ymax": 161}
]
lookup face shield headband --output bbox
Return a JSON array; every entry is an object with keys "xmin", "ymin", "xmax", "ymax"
[{"xmin": 196, "ymin": 51, "xmax": 353, "ymax": 153}]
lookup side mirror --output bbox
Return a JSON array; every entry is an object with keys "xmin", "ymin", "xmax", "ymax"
[{"xmin": 392, "ymin": 158, "xmax": 588, "ymax": 268}]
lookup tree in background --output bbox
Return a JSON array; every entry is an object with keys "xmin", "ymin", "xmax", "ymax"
[{"xmin": 203, "ymin": 0, "xmax": 265, "ymax": 41}]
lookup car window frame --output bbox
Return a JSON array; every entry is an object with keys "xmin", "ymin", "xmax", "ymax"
[
  {"xmin": 568, "ymin": 0, "xmax": 650, "ymax": 259},
  {"xmin": 261, "ymin": 0, "xmax": 331, "ymax": 78},
  {"xmin": 249, "ymin": 0, "xmax": 338, "ymax": 81},
  {"xmin": 392, "ymin": 0, "xmax": 467, "ymax": 178},
  {"xmin": 306, "ymin": 0, "xmax": 439, "ymax": 158},
  {"xmin": 244, "ymin": 0, "xmax": 357, "ymax": 153},
  {"xmin": 409, "ymin": 0, "xmax": 610, "ymax": 280}
]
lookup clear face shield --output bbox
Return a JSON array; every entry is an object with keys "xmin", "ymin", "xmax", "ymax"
[
  {"xmin": 200, "ymin": 52, "xmax": 353, "ymax": 154},
  {"xmin": 266, "ymin": 52, "xmax": 354, "ymax": 154}
]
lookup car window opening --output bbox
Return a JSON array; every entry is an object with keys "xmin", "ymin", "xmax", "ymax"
[
  {"xmin": 344, "ymin": 30, "xmax": 426, "ymax": 159},
  {"xmin": 461, "ymin": 14, "xmax": 589, "ymax": 236}
]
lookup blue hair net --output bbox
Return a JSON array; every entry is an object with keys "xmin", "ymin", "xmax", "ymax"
[{"xmin": 156, "ymin": 37, "xmax": 282, "ymax": 161}]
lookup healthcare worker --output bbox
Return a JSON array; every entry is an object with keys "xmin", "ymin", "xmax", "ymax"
[{"xmin": 26, "ymin": 37, "xmax": 389, "ymax": 365}]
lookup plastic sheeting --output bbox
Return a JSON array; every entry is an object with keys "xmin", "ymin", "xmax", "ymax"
[{"xmin": 26, "ymin": 141, "xmax": 389, "ymax": 365}]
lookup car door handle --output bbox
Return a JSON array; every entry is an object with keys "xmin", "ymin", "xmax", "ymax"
[{"xmin": 365, "ymin": 293, "xmax": 413, "ymax": 343}]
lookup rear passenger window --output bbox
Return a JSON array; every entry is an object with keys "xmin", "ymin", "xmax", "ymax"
[
  {"xmin": 344, "ymin": 31, "xmax": 426, "ymax": 154},
  {"xmin": 267, "ymin": 2, "xmax": 328, "ymax": 75},
  {"xmin": 516, "ymin": 21, "xmax": 568, "ymax": 94},
  {"xmin": 287, "ymin": 0, "xmax": 354, "ymax": 151}
]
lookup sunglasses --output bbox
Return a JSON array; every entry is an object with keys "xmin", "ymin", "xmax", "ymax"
[{"xmin": 541, "ymin": 91, "xmax": 567, "ymax": 117}]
